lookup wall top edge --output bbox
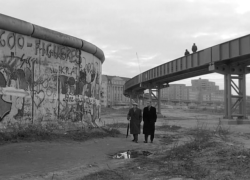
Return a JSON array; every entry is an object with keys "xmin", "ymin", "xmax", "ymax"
[{"xmin": 0, "ymin": 13, "xmax": 105, "ymax": 63}]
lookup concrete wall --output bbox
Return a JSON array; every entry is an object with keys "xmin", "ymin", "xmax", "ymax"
[{"xmin": 0, "ymin": 15, "xmax": 104, "ymax": 130}]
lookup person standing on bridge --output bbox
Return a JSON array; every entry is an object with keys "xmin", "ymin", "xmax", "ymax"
[
  {"xmin": 184, "ymin": 49, "xmax": 190, "ymax": 56},
  {"xmin": 192, "ymin": 43, "xmax": 198, "ymax": 53},
  {"xmin": 143, "ymin": 101, "xmax": 157, "ymax": 143},
  {"xmin": 127, "ymin": 102, "xmax": 142, "ymax": 143}
]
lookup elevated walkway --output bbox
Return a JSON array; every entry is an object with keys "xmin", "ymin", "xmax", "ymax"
[{"xmin": 124, "ymin": 34, "xmax": 250, "ymax": 120}]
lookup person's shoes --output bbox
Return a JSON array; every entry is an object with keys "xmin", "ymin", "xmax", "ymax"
[
  {"xmin": 135, "ymin": 141, "xmax": 138, "ymax": 143},
  {"xmin": 132, "ymin": 139, "xmax": 135, "ymax": 142},
  {"xmin": 150, "ymin": 141, "xmax": 153, "ymax": 143},
  {"xmin": 144, "ymin": 141, "xmax": 148, "ymax": 143}
]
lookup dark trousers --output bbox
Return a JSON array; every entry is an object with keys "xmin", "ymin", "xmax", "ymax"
[
  {"xmin": 144, "ymin": 122, "xmax": 155, "ymax": 142},
  {"xmin": 144, "ymin": 133, "xmax": 154, "ymax": 142},
  {"xmin": 133, "ymin": 134, "xmax": 138, "ymax": 142}
]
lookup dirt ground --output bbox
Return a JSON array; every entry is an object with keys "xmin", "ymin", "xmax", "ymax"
[
  {"xmin": 1, "ymin": 108, "xmax": 250, "ymax": 180},
  {"xmin": 0, "ymin": 133, "xmax": 161, "ymax": 180}
]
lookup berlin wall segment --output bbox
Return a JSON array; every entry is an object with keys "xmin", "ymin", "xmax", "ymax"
[{"xmin": 0, "ymin": 29, "xmax": 102, "ymax": 130}]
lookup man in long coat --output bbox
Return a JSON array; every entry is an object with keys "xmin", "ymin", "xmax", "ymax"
[
  {"xmin": 143, "ymin": 101, "xmax": 157, "ymax": 143},
  {"xmin": 127, "ymin": 102, "xmax": 142, "ymax": 143}
]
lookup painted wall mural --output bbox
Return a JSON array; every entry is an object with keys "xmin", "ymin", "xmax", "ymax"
[{"xmin": 0, "ymin": 29, "xmax": 102, "ymax": 129}]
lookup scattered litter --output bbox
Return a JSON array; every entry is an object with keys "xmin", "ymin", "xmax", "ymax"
[
  {"xmin": 87, "ymin": 163, "xmax": 98, "ymax": 168},
  {"xmin": 112, "ymin": 150, "xmax": 152, "ymax": 159},
  {"xmin": 112, "ymin": 150, "xmax": 131, "ymax": 159},
  {"xmin": 226, "ymin": 142, "xmax": 234, "ymax": 146}
]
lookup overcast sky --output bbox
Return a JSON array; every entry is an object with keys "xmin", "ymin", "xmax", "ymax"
[{"xmin": 1, "ymin": 0, "xmax": 250, "ymax": 94}]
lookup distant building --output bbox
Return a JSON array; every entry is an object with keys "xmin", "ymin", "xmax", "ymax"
[
  {"xmin": 201, "ymin": 91, "xmax": 211, "ymax": 102},
  {"xmin": 101, "ymin": 75, "xmax": 130, "ymax": 107},
  {"xmin": 187, "ymin": 87, "xmax": 199, "ymax": 101},
  {"xmin": 210, "ymin": 90, "xmax": 224, "ymax": 102},
  {"xmin": 160, "ymin": 78, "xmax": 224, "ymax": 103},
  {"xmin": 191, "ymin": 78, "xmax": 219, "ymax": 91},
  {"xmin": 160, "ymin": 84, "xmax": 187, "ymax": 101}
]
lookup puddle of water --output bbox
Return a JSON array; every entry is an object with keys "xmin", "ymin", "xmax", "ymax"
[{"xmin": 112, "ymin": 150, "xmax": 152, "ymax": 159}]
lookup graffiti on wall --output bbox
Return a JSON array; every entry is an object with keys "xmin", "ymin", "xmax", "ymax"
[{"xmin": 0, "ymin": 29, "xmax": 101, "ymax": 129}]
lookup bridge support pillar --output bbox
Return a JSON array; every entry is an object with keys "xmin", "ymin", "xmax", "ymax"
[
  {"xmin": 129, "ymin": 94, "xmax": 132, "ymax": 108},
  {"xmin": 149, "ymin": 88, "xmax": 152, "ymax": 101},
  {"xmin": 157, "ymin": 86, "xmax": 161, "ymax": 114},
  {"xmin": 137, "ymin": 94, "xmax": 140, "ymax": 108},
  {"xmin": 209, "ymin": 63, "xmax": 250, "ymax": 121},
  {"xmin": 142, "ymin": 93, "xmax": 145, "ymax": 106},
  {"xmin": 223, "ymin": 66, "xmax": 248, "ymax": 120},
  {"xmin": 224, "ymin": 73, "xmax": 231, "ymax": 119}
]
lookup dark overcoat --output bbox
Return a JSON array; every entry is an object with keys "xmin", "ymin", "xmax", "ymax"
[
  {"xmin": 127, "ymin": 108, "xmax": 142, "ymax": 134},
  {"xmin": 143, "ymin": 106, "xmax": 157, "ymax": 134}
]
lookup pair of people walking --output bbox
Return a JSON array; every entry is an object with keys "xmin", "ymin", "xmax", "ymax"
[{"xmin": 127, "ymin": 101, "xmax": 157, "ymax": 143}]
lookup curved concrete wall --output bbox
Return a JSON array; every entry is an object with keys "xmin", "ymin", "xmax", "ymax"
[
  {"xmin": 32, "ymin": 25, "xmax": 83, "ymax": 49},
  {"xmin": 94, "ymin": 46, "xmax": 105, "ymax": 62},
  {"xmin": 82, "ymin": 39, "xmax": 97, "ymax": 54},
  {"xmin": 0, "ymin": 14, "xmax": 34, "ymax": 36},
  {"xmin": 0, "ymin": 13, "xmax": 105, "ymax": 63},
  {"xmin": 0, "ymin": 14, "xmax": 104, "ymax": 130}
]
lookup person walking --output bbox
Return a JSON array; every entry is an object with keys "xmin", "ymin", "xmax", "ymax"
[
  {"xmin": 127, "ymin": 102, "xmax": 142, "ymax": 143},
  {"xmin": 143, "ymin": 101, "xmax": 157, "ymax": 143}
]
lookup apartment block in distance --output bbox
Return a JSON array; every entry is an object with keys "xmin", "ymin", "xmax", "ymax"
[
  {"xmin": 161, "ymin": 84, "xmax": 188, "ymax": 101},
  {"xmin": 101, "ymin": 75, "xmax": 130, "ymax": 107},
  {"xmin": 160, "ymin": 78, "xmax": 224, "ymax": 103}
]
